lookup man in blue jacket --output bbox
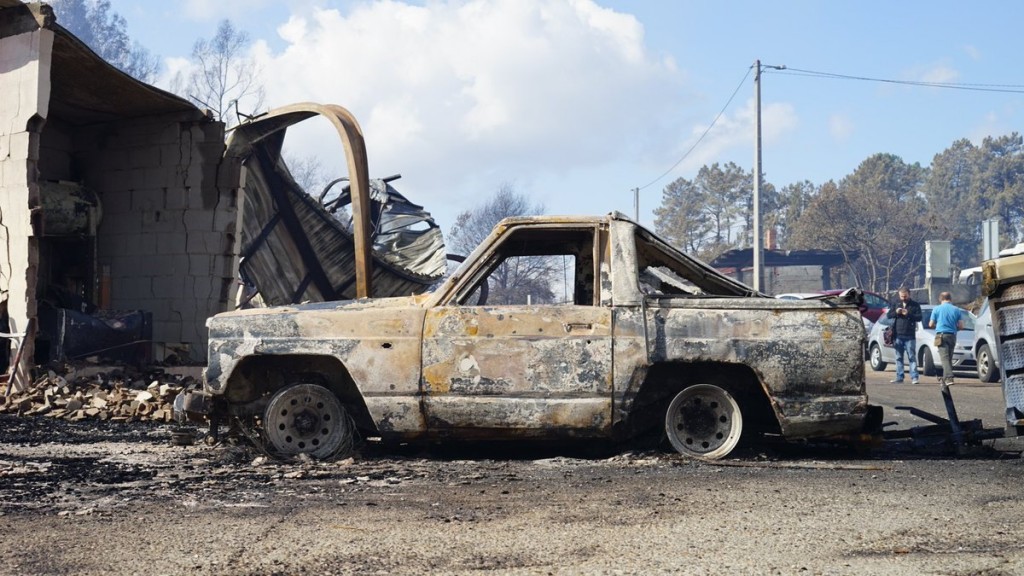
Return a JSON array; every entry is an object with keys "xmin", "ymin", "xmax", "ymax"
[
  {"xmin": 929, "ymin": 291, "xmax": 966, "ymax": 386},
  {"xmin": 886, "ymin": 287, "xmax": 922, "ymax": 384}
]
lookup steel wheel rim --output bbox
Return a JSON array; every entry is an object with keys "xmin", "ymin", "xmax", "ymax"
[
  {"xmin": 665, "ymin": 384, "xmax": 742, "ymax": 460},
  {"xmin": 264, "ymin": 384, "xmax": 348, "ymax": 458},
  {"xmin": 978, "ymin": 347, "xmax": 991, "ymax": 379}
]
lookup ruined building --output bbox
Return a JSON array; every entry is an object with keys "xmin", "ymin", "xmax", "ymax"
[{"xmin": 0, "ymin": 1, "xmax": 239, "ymax": 375}]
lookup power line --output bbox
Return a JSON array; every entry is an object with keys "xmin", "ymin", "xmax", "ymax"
[
  {"xmin": 636, "ymin": 66, "xmax": 753, "ymax": 192},
  {"xmin": 635, "ymin": 65, "xmax": 1024, "ymax": 199},
  {"xmin": 774, "ymin": 67, "xmax": 1024, "ymax": 94}
]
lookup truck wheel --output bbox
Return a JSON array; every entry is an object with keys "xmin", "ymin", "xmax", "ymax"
[
  {"xmin": 664, "ymin": 384, "xmax": 743, "ymax": 460},
  {"xmin": 868, "ymin": 344, "xmax": 887, "ymax": 371},
  {"xmin": 264, "ymin": 383, "xmax": 352, "ymax": 459},
  {"xmin": 977, "ymin": 343, "xmax": 999, "ymax": 383},
  {"xmin": 920, "ymin": 348, "xmax": 936, "ymax": 377}
]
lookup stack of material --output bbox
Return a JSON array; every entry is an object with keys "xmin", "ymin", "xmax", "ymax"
[{"xmin": 0, "ymin": 368, "xmax": 195, "ymax": 423}]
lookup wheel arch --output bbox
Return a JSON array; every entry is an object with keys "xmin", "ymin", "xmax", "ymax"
[
  {"xmin": 222, "ymin": 354, "xmax": 377, "ymax": 433},
  {"xmin": 974, "ymin": 337, "xmax": 991, "ymax": 358},
  {"xmin": 623, "ymin": 361, "xmax": 780, "ymax": 438}
]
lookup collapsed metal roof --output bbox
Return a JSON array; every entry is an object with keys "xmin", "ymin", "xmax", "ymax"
[
  {"xmin": 225, "ymin": 104, "xmax": 446, "ymax": 305},
  {"xmin": 1, "ymin": 1, "xmax": 198, "ymax": 125}
]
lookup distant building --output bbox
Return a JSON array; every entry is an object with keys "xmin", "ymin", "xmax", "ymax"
[{"xmin": 710, "ymin": 248, "xmax": 857, "ymax": 295}]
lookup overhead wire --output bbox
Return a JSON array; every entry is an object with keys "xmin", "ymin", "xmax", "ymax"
[
  {"xmin": 635, "ymin": 66, "xmax": 753, "ymax": 192},
  {"xmin": 635, "ymin": 65, "xmax": 1024, "ymax": 198},
  {"xmin": 774, "ymin": 67, "xmax": 1024, "ymax": 94}
]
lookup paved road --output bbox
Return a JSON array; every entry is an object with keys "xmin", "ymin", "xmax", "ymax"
[
  {"xmin": 864, "ymin": 362, "xmax": 1024, "ymax": 453},
  {"xmin": 866, "ymin": 363, "xmax": 995, "ymax": 422}
]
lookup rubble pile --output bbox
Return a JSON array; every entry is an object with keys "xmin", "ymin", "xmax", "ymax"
[{"xmin": 0, "ymin": 366, "xmax": 198, "ymax": 423}]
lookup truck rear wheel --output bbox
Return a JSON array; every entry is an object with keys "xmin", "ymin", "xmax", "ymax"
[
  {"xmin": 664, "ymin": 384, "xmax": 743, "ymax": 460},
  {"xmin": 264, "ymin": 383, "xmax": 353, "ymax": 459}
]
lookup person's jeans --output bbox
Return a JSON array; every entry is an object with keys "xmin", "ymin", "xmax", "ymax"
[
  {"xmin": 893, "ymin": 336, "xmax": 918, "ymax": 381},
  {"xmin": 938, "ymin": 333, "xmax": 956, "ymax": 382}
]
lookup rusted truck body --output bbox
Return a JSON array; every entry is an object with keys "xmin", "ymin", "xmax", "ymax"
[
  {"xmin": 184, "ymin": 213, "xmax": 873, "ymax": 459},
  {"xmin": 981, "ymin": 254, "xmax": 1024, "ymax": 433}
]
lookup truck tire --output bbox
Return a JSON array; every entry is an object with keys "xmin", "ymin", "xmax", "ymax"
[
  {"xmin": 977, "ymin": 343, "xmax": 999, "ymax": 383},
  {"xmin": 868, "ymin": 344, "xmax": 887, "ymax": 371},
  {"xmin": 664, "ymin": 384, "xmax": 743, "ymax": 460},
  {"xmin": 263, "ymin": 383, "xmax": 353, "ymax": 459}
]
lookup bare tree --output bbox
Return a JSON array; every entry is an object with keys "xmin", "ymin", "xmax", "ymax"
[
  {"xmin": 172, "ymin": 20, "xmax": 265, "ymax": 127},
  {"xmin": 50, "ymin": 0, "xmax": 159, "ymax": 82},
  {"xmin": 789, "ymin": 154, "xmax": 934, "ymax": 292},
  {"xmin": 284, "ymin": 154, "xmax": 329, "ymax": 197},
  {"xmin": 448, "ymin": 185, "xmax": 560, "ymax": 304}
]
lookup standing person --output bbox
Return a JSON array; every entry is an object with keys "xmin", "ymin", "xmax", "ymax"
[
  {"xmin": 886, "ymin": 287, "xmax": 922, "ymax": 384},
  {"xmin": 928, "ymin": 291, "xmax": 965, "ymax": 386}
]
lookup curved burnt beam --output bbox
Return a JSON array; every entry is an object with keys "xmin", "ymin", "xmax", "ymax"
[{"xmin": 227, "ymin": 102, "xmax": 373, "ymax": 298}]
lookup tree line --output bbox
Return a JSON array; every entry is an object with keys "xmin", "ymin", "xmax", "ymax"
[{"xmin": 654, "ymin": 134, "xmax": 1024, "ymax": 293}]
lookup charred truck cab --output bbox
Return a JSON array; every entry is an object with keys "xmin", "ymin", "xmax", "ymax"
[{"xmin": 179, "ymin": 213, "xmax": 876, "ymax": 460}]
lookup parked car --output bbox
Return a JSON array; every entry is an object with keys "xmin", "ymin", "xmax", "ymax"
[
  {"xmin": 819, "ymin": 289, "xmax": 889, "ymax": 323},
  {"xmin": 775, "ymin": 293, "xmax": 823, "ymax": 300},
  {"xmin": 776, "ymin": 291, "xmax": 876, "ymax": 335},
  {"xmin": 973, "ymin": 297, "xmax": 1001, "ymax": 383},
  {"xmin": 867, "ymin": 305, "xmax": 977, "ymax": 377}
]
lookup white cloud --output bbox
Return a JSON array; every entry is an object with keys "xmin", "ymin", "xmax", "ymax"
[
  {"xmin": 828, "ymin": 113, "xmax": 854, "ymax": 142},
  {"xmin": 968, "ymin": 108, "xmax": 1020, "ymax": 143},
  {"xmin": 182, "ymin": 0, "xmax": 276, "ymax": 22},
  {"xmin": 919, "ymin": 63, "xmax": 959, "ymax": 84},
  {"xmin": 964, "ymin": 44, "xmax": 981, "ymax": 61},
  {"xmin": 672, "ymin": 98, "xmax": 797, "ymax": 174},
  {"xmin": 247, "ymin": 0, "xmax": 686, "ymax": 214}
]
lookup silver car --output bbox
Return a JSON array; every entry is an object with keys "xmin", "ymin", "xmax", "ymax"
[
  {"xmin": 867, "ymin": 305, "xmax": 977, "ymax": 377},
  {"xmin": 973, "ymin": 297, "xmax": 1001, "ymax": 382}
]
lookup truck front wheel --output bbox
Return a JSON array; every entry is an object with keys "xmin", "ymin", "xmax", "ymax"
[
  {"xmin": 263, "ymin": 383, "xmax": 353, "ymax": 459},
  {"xmin": 977, "ymin": 343, "xmax": 999, "ymax": 383},
  {"xmin": 664, "ymin": 384, "xmax": 743, "ymax": 460}
]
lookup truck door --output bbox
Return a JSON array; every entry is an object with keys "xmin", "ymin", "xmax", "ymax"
[{"xmin": 421, "ymin": 225, "xmax": 613, "ymax": 436}]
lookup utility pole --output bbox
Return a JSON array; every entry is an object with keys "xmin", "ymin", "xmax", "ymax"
[
  {"xmin": 633, "ymin": 187, "xmax": 639, "ymax": 222},
  {"xmin": 754, "ymin": 60, "xmax": 763, "ymax": 293},
  {"xmin": 753, "ymin": 60, "xmax": 785, "ymax": 294}
]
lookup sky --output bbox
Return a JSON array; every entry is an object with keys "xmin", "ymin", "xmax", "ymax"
[{"xmin": 101, "ymin": 0, "xmax": 1024, "ymax": 235}]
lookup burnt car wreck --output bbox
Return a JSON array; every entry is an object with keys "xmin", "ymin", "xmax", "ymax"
[{"xmin": 178, "ymin": 213, "xmax": 879, "ymax": 460}]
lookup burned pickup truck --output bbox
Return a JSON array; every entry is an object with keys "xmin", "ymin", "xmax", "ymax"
[{"xmin": 178, "ymin": 213, "xmax": 875, "ymax": 459}]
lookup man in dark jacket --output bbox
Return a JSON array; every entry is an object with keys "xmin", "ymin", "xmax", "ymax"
[{"xmin": 886, "ymin": 287, "xmax": 923, "ymax": 384}]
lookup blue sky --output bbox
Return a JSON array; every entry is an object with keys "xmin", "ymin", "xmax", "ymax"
[{"xmin": 102, "ymin": 0, "xmax": 1024, "ymax": 235}]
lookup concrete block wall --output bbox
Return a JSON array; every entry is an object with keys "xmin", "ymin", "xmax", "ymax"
[
  {"xmin": 0, "ymin": 27, "xmax": 53, "ymax": 376},
  {"xmin": 74, "ymin": 114, "xmax": 237, "ymax": 361},
  {"xmin": 2, "ymin": 9, "xmax": 239, "ymax": 367}
]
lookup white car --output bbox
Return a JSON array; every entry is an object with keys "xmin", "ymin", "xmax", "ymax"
[
  {"xmin": 973, "ymin": 298, "xmax": 1001, "ymax": 383},
  {"xmin": 867, "ymin": 305, "xmax": 977, "ymax": 377},
  {"xmin": 775, "ymin": 292, "xmax": 873, "ymax": 335}
]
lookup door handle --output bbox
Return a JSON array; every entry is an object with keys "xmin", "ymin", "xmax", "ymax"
[{"xmin": 564, "ymin": 323, "xmax": 592, "ymax": 332}]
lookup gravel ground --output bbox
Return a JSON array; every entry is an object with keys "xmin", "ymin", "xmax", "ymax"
[{"xmin": 1, "ymin": 372, "xmax": 1024, "ymax": 576}]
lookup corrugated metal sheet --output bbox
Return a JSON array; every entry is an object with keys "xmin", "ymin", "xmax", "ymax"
[{"xmin": 226, "ymin": 106, "xmax": 446, "ymax": 306}]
